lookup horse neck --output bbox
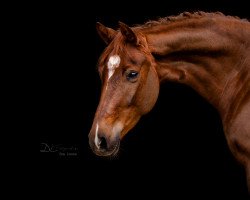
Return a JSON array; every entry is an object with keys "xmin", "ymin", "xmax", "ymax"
[{"xmin": 141, "ymin": 17, "xmax": 250, "ymax": 122}]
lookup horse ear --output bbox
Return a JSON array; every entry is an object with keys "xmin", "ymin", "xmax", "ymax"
[
  {"xmin": 118, "ymin": 21, "xmax": 138, "ymax": 45},
  {"xmin": 96, "ymin": 22, "xmax": 117, "ymax": 45}
]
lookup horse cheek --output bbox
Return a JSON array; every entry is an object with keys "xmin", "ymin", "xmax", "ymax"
[{"xmin": 139, "ymin": 66, "xmax": 160, "ymax": 114}]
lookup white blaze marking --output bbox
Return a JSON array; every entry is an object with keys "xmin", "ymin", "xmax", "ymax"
[
  {"xmin": 94, "ymin": 123, "xmax": 100, "ymax": 149},
  {"xmin": 107, "ymin": 55, "xmax": 121, "ymax": 80}
]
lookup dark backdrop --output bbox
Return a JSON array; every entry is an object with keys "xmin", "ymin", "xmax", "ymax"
[{"xmin": 39, "ymin": 1, "xmax": 249, "ymax": 198}]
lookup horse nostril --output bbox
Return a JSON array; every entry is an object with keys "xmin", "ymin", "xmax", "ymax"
[{"xmin": 99, "ymin": 137, "xmax": 108, "ymax": 150}]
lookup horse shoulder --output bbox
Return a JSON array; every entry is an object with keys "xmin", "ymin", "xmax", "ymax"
[{"xmin": 225, "ymin": 94, "xmax": 250, "ymax": 165}]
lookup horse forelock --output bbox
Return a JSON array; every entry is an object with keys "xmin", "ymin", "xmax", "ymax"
[{"xmin": 97, "ymin": 32, "xmax": 151, "ymax": 75}]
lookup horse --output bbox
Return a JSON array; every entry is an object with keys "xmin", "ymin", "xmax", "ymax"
[{"xmin": 88, "ymin": 12, "xmax": 250, "ymax": 191}]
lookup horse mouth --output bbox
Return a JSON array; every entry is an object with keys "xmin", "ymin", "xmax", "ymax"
[{"xmin": 94, "ymin": 140, "xmax": 120, "ymax": 157}]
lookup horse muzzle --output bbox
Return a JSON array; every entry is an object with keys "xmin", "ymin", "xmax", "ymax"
[{"xmin": 88, "ymin": 131, "xmax": 120, "ymax": 157}]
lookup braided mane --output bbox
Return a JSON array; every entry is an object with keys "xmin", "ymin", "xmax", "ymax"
[{"xmin": 133, "ymin": 11, "xmax": 248, "ymax": 29}]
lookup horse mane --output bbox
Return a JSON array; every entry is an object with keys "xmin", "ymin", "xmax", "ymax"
[
  {"xmin": 97, "ymin": 11, "xmax": 249, "ymax": 71},
  {"xmin": 133, "ymin": 11, "xmax": 249, "ymax": 29}
]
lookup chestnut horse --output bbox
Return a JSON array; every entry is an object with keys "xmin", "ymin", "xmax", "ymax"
[{"xmin": 89, "ymin": 12, "xmax": 250, "ymax": 190}]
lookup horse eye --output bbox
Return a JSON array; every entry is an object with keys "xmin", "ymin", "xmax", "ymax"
[{"xmin": 126, "ymin": 70, "xmax": 139, "ymax": 82}]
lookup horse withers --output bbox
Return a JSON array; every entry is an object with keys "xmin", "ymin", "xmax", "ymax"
[{"xmin": 88, "ymin": 12, "xmax": 250, "ymax": 191}]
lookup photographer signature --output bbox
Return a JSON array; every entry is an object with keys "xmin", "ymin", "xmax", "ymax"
[{"xmin": 40, "ymin": 143, "xmax": 78, "ymax": 153}]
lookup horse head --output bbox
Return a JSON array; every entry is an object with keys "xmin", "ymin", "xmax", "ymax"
[{"xmin": 88, "ymin": 22, "xmax": 159, "ymax": 156}]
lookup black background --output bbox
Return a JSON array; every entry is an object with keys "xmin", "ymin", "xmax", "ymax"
[{"xmin": 39, "ymin": 1, "xmax": 249, "ymax": 198}]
